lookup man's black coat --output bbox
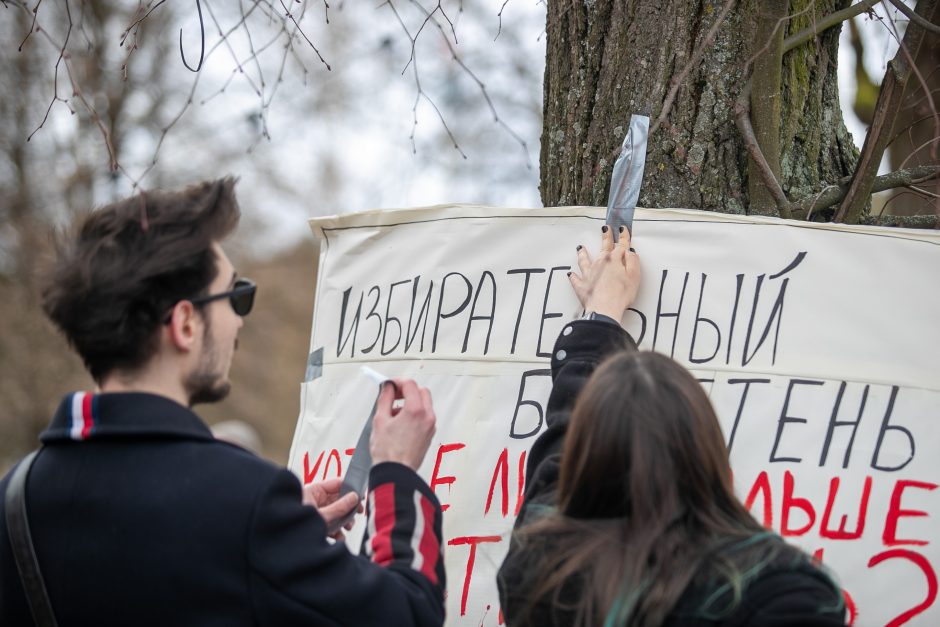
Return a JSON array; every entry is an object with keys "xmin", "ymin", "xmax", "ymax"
[{"xmin": 0, "ymin": 392, "xmax": 445, "ymax": 626}]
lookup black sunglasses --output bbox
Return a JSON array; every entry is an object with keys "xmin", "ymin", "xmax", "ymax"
[{"xmin": 188, "ymin": 278, "xmax": 257, "ymax": 316}]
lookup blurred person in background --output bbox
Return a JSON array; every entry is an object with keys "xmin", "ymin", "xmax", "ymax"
[
  {"xmin": 497, "ymin": 225, "xmax": 846, "ymax": 626},
  {"xmin": 1, "ymin": 178, "xmax": 445, "ymax": 626},
  {"xmin": 211, "ymin": 419, "xmax": 263, "ymax": 455}
]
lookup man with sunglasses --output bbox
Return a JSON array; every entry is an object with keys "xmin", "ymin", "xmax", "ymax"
[{"xmin": 0, "ymin": 179, "xmax": 445, "ymax": 626}]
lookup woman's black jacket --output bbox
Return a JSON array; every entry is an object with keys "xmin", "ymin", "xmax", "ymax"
[{"xmin": 496, "ymin": 319, "xmax": 847, "ymax": 627}]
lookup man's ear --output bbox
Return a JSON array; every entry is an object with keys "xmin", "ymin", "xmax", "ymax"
[{"xmin": 165, "ymin": 301, "xmax": 202, "ymax": 353}]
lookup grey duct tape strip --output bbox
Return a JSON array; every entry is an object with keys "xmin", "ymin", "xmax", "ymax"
[
  {"xmin": 305, "ymin": 348, "xmax": 324, "ymax": 382},
  {"xmin": 339, "ymin": 394, "xmax": 377, "ymax": 501},
  {"xmin": 605, "ymin": 114, "xmax": 649, "ymax": 242},
  {"xmin": 333, "ymin": 368, "xmax": 397, "ymax": 533},
  {"xmin": 330, "ymin": 386, "xmax": 384, "ymax": 535},
  {"xmin": 339, "ymin": 367, "xmax": 393, "ymax": 501}
]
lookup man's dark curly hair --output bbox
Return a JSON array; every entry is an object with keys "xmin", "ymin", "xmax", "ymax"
[{"xmin": 42, "ymin": 178, "xmax": 241, "ymax": 382}]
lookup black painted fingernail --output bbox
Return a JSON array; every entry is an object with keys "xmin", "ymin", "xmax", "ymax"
[
  {"xmin": 576, "ymin": 244, "xmax": 582, "ymax": 251},
  {"xmin": 619, "ymin": 225, "xmax": 625, "ymax": 233},
  {"xmin": 601, "ymin": 225, "xmax": 608, "ymax": 233},
  {"xmin": 566, "ymin": 271, "xmax": 572, "ymax": 277},
  {"xmin": 629, "ymin": 247, "xmax": 636, "ymax": 252}
]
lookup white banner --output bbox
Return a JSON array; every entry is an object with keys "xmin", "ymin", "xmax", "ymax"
[{"xmin": 288, "ymin": 206, "xmax": 940, "ymax": 626}]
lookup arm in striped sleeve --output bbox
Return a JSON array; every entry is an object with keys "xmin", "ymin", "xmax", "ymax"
[
  {"xmin": 247, "ymin": 467, "xmax": 445, "ymax": 626},
  {"xmin": 362, "ymin": 462, "xmax": 446, "ymax": 602}
]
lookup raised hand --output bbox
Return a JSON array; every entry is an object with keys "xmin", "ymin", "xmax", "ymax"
[
  {"xmin": 369, "ymin": 378, "xmax": 436, "ymax": 471},
  {"xmin": 569, "ymin": 224, "xmax": 642, "ymax": 321}
]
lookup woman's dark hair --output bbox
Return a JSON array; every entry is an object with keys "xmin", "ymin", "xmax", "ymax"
[
  {"xmin": 519, "ymin": 350, "xmax": 806, "ymax": 626},
  {"xmin": 42, "ymin": 178, "xmax": 240, "ymax": 382}
]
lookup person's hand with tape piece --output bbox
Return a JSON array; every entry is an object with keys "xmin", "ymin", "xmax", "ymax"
[
  {"xmin": 301, "ymin": 478, "xmax": 363, "ymax": 541},
  {"xmin": 569, "ymin": 224, "xmax": 641, "ymax": 321},
  {"xmin": 370, "ymin": 378, "xmax": 436, "ymax": 470},
  {"xmin": 310, "ymin": 377, "xmax": 436, "ymax": 539}
]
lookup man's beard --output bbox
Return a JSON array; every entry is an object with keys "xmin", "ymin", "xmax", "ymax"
[
  {"xmin": 186, "ymin": 331, "xmax": 234, "ymax": 406},
  {"xmin": 187, "ymin": 370, "xmax": 231, "ymax": 406}
]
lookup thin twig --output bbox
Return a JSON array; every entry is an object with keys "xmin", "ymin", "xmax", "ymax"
[
  {"xmin": 119, "ymin": 0, "xmax": 167, "ymax": 46},
  {"xmin": 495, "ymin": 0, "xmax": 510, "ymax": 41},
  {"xmin": 418, "ymin": 0, "xmax": 530, "ymax": 166},
  {"xmin": 886, "ymin": 0, "xmax": 940, "ymax": 34},
  {"xmin": 382, "ymin": 0, "xmax": 531, "ymax": 166},
  {"xmin": 17, "ymin": 0, "xmax": 42, "ymax": 51},
  {"xmin": 898, "ymin": 137, "xmax": 940, "ymax": 169},
  {"xmin": 384, "ymin": 0, "xmax": 465, "ymax": 157},
  {"xmin": 908, "ymin": 184, "xmax": 940, "ymax": 199},
  {"xmin": 396, "ymin": 1, "xmax": 444, "ymax": 74},
  {"xmin": 278, "ymin": 0, "xmax": 330, "ymax": 70},
  {"xmin": 26, "ymin": 0, "xmax": 71, "ymax": 142},
  {"xmin": 887, "ymin": 113, "xmax": 938, "ymax": 148},
  {"xmin": 63, "ymin": 55, "xmax": 120, "ymax": 172}
]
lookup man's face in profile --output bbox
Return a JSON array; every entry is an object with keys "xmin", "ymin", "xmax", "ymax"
[{"xmin": 186, "ymin": 244, "xmax": 244, "ymax": 406}]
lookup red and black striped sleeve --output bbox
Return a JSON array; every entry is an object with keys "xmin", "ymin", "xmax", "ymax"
[
  {"xmin": 247, "ymin": 466, "xmax": 445, "ymax": 625},
  {"xmin": 362, "ymin": 462, "xmax": 446, "ymax": 594}
]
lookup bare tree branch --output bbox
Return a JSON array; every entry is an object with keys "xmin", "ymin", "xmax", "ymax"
[
  {"xmin": 886, "ymin": 0, "xmax": 940, "ymax": 34},
  {"xmin": 782, "ymin": 0, "xmax": 879, "ymax": 53},
  {"xmin": 384, "ymin": 0, "xmax": 466, "ymax": 158},
  {"xmin": 16, "ymin": 0, "xmax": 42, "ymax": 51},
  {"xmin": 119, "ymin": 0, "xmax": 167, "ymax": 46},
  {"xmin": 23, "ymin": 0, "xmax": 71, "ymax": 142},
  {"xmin": 64, "ymin": 55, "xmax": 120, "ymax": 173},
  {"xmin": 791, "ymin": 164, "xmax": 940, "ymax": 218},
  {"xmin": 383, "ymin": 0, "xmax": 531, "ymax": 166},
  {"xmin": 278, "ymin": 0, "xmax": 330, "ymax": 70},
  {"xmin": 835, "ymin": 0, "xmax": 939, "ymax": 223},
  {"xmin": 899, "ymin": 136, "xmax": 940, "ymax": 168},
  {"xmin": 860, "ymin": 213, "xmax": 938, "ymax": 228},
  {"xmin": 495, "ymin": 0, "xmax": 511, "ymax": 41}
]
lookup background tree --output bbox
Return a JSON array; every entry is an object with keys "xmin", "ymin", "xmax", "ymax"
[
  {"xmin": 0, "ymin": 3, "xmax": 178, "ymax": 464},
  {"xmin": 541, "ymin": 0, "xmax": 939, "ymax": 224}
]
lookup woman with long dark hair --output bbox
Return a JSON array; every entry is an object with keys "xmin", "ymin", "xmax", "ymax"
[{"xmin": 497, "ymin": 226, "xmax": 845, "ymax": 626}]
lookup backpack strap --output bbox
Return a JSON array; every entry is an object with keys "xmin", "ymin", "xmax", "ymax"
[{"xmin": 5, "ymin": 450, "xmax": 59, "ymax": 627}]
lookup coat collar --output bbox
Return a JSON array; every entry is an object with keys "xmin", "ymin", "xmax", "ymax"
[{"xmin": 41, "ymin": 391, "xmax": 214, "ymax": 443}]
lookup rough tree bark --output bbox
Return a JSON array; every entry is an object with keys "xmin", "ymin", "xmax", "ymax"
[
  {"xmin": 540, "ymin": 0, "xmax": 860, "ymax": 214},
  {"xmin": 886, "ymin": 5, "xmax": 940, "ymax": 216}
]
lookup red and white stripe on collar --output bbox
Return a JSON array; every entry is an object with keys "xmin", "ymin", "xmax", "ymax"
[{"xmin": 69, "ymin": 391, "xmax": 98, "ymax": 440}]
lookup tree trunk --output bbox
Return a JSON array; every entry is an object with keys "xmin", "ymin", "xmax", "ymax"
[
  {"xmin": 540, "ymin": 0, "xmax": 859, "ymax": 213},
  {"xmin": 886, "ymin": 3, "xmax": 940, "ymax": 216}
]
